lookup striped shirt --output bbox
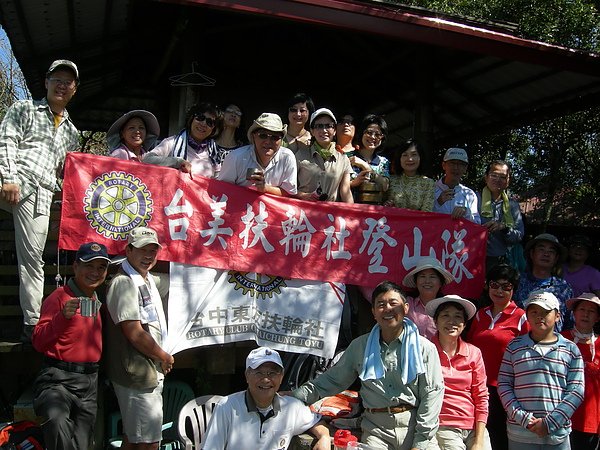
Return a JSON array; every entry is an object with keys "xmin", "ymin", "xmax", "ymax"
[
  {"xmin": 497, "ymin": 333, "xmax": 584, "ymax": 445},
  {"xmin": 0, "ymin": 98, "xmax": 79, "ymax": 214}
]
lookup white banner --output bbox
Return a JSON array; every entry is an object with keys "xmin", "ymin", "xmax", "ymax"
[{"xmin": 165, "ymin": 263, "xmax": 346, "ymax": 358}]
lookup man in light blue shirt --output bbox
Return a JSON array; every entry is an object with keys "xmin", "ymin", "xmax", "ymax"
[{"xmin": 433, "ymin": 148, "xmax": 480, "ymax": 224}]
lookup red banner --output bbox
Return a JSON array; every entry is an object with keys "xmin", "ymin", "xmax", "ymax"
[{"xmin": 59, "ymin": 153, "xmax": 487, "ymax": 297}]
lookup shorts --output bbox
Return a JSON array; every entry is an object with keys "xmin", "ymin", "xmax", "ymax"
[{"xmin": 112, "ymin": 378, "xmax": 164, "ymax": 443}]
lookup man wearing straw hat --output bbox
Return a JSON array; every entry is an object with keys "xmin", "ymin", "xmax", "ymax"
[{"xmin": 218, "ymin": 112, "xmax": 297, "ymax": 196}]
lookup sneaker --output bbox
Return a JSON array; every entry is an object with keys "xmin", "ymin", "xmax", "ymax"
[{"xmin": 20, "ymin": 324, "xmax": 35, "ymax": 343}]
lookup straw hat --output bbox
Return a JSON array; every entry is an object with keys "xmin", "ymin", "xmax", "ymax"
[{"xmin": 247, "ymin": 113, "xmax": 287, "ymax": 142}]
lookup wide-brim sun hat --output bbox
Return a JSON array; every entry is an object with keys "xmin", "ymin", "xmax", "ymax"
[
  {"xmin": 247, "ymin": 112, "xmax": 287, "ymax": 142},
  {"xmin": 425, "ymin": 294, "xmax": 477, "ymax": 320},
  {"xmin": 523, "ymin": 233, "xmax": 568, "ymax": 262},
  {"xmin": 566, "ymin": 292, "xmax": 600, "ymax": 310},
  {"xmin": 106, "ymin": 110, "xmax": 160, "ymax": 151},
  {"xmin": 402, "ymin": 256, "xmax": 454, "ymax": 288}
]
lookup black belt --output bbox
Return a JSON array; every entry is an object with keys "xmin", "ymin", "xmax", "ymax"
[
  {"xmin": 365, "ymin": 404, "xmax": 414, "ymax": 414},
  {"xmin": 43, "ymin": 357, "xmax": 99, "ymax": 374}
]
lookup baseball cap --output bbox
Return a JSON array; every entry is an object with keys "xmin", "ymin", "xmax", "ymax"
[
  {"xmin": 128, "ymin": 227, "xmax": 163, "ymax": 249},
  {"xmin": 75, "ymin": 242, "xmax": 110, "ymax": 263},
  {"xmin": 47, "ymin": 59, "xmax": 79, "ymax": 81},
  {"xmin": 310, "ymin": 107, "xmax": 337, "ymax": 128},
  {"xmin": 525, "ymin": 291, "xmax": 560, "ymax": 311},
  {"xmin": 246, "ymin": 347, "xmax": 283, "ymax": 370},
  {"xmin": 443, "ymin": 147, "xmax": 468, "ymax": 163}
]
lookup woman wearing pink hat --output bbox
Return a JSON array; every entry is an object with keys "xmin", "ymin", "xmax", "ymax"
[
  {"xmin": 402, "ymin": 256, "xmax": 454, "ymax": 340},
  {"xmin": 107, "ymin": 110, "xmax": 160, "ymax": 161},
  {"xmin": 561, "ymin": 293, "xmax": 600, "ymax": 450}
]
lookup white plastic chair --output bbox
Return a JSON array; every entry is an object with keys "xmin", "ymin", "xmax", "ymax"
[{"xmin": 177, "ymin": 395, "xmax": 223, "ymax": 450}]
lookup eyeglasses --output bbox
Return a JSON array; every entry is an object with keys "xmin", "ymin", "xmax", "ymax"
[
  {"xmin": 312, "ymin": 123, "xmax": 335, "ymax": 130},
  {"xmin": 251, "ymin": 370, "xmax": 282, "ymax": 379},
  {"xmin": 339, "ymin": 118, "xmax": 354, "ymax": 125},
  {"xmin": 488, "ymin": 173, "xmax": 508, "ymax": 181},
  {"xmin": 255, "ymin": 132, "xmax": 282, "ymax": 142},
  {"xmin": 47, "ymin": 77, "xmax": 76, "ymax": 88},
  {"xmin": 193, "ymin": 114, "xmax": 216, "ymax": 128},
  {"xmin": 289, "ymin": 107, "xmax": 308, "ymax": 114},
  {"xmin": 489, "ymin": 281, "xmax": 513, "ymax": 292},
  {"xmin": 225, "ymin": 108, "xmax": 242, "ymax": 117},
  {"xmin": 364, "ymin": 130, "xmax": 384, "ymax": 139}
]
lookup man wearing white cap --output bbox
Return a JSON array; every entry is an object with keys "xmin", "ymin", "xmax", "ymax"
[
  {"xmin": 105, "ymin": 226, "xmax": 174, "ymax": 450},
  {"xmin": 433, "ymin": 148, "xmax": 480, "ymax": 224},
  {"xmin": 218, "ymin": 112, "xmax": 297, "ymax": 196},
  {"xmin": 498, "ymin": 291, "xmax": 584, "ymax": 450},
  {"xmin": 203, "ymin": 347, "xmax": 330, "ymax": 450},
  {"xmin": 295, "ymin": 108, "xmax": 353, "ymax": 203},
  {"xmin": 0, "ymin": 59, "xmax": 80, "ymax": 341}
]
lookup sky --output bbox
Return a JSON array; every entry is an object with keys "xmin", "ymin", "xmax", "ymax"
[{"xmin": 0, "ymin": 25, "xmax": 30, "ymax": 100}]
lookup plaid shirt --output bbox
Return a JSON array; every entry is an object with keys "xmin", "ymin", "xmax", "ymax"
[{"xmin": 0, "ymin": 98, "xmax": 79, "ymax": 214}]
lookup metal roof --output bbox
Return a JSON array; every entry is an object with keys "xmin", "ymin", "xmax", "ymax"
[{"xmin": 1, "ymin": 0, "xmax": 599, "ymax": 150}]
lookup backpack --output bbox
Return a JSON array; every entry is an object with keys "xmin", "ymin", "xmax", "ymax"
[{"xmin": 0, "ymin": 421, "xmax": 44, "ymax": 450}]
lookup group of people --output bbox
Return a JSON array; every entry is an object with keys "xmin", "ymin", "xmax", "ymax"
[{"xmin": 1, "ymin": 59, "xmax": 600, "ymax": 450}]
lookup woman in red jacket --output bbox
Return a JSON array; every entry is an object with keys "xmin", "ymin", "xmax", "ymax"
[{"xmin": 561, "ymin": 293, "xmax": 600, "ymax": 450}]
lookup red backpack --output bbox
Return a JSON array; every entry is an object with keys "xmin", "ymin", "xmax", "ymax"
[{"xmin": 0, "ymin": 421, "xmax": 44, "ymax": 450}]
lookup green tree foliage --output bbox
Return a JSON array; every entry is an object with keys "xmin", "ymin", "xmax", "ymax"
[
  {"xmin": 400, "ymin": 0, "xmax": 599, "ymax": 51},
  {"xmin": 396, "ymin": 0, "xmax": 600, "ymax": 227}
]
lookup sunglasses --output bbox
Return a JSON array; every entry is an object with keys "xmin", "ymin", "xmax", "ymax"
[
  {"xmin": 312, "ymin": 123, "xmax": 335, "ymax": 130},
  {"xmin": 193, "ymin": 114, "xmax": 216, "ymax": 128},
  {"xmin": 225, "ymin": 108, "xmax": 242, "ymax": 117},
  {"xmin": 339, "ymin": 118, "xmax": 354, "ymax": 125},
  {"xmin": 489, "ymin": 281, "xmax": 513, "ymax": 292},
  {"xmin": 255, "ymin": 132, "xmax": 282, "ymax": 142}
]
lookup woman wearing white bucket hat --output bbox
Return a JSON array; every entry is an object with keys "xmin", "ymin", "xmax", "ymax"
[
  {"xmin": 295, "ymin": 108, "xmax": 353, "ymax": 203},
  {"xmin": 426, "ymin": 295, "xmax": 492, "ymax": 450},
  {"xmin": 402, "ymin": 256, "xmax": 454, "ymax": 340},
  {"xmin": 107, "ymin": 110, "xmax": 160, "ymax": 161}
]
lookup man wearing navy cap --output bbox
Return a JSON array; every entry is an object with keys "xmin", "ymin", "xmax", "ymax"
[
  {"xmin": 0, "ymin": 59, "xmax": 80, "ymax": 342},
  {"xmin": 203, "ymin": 347, "xmax": 331, "ymax": 449},
  {"xmin": 32, "ymin": 241, "xmax": 110, "ymax": 450}
]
